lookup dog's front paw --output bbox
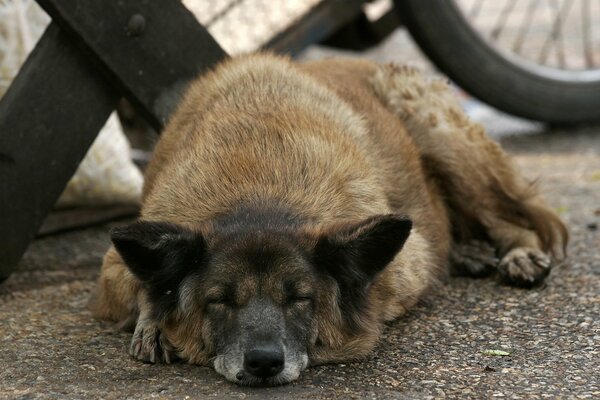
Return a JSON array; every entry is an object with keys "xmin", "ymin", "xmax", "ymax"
[
  {"xmin": 130, "ymin": 319, "xmax": 176, "ymax": 364},
  {"xmin": 498, "ymin": 247, "xmax": 551, "ymax": 288}
]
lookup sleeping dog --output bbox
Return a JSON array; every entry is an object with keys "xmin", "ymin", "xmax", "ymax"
[{"xmin": 94, "ymin": 54, "xmax": 567, "ymax": 386}]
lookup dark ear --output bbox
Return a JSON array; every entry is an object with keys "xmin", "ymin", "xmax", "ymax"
[
  {"xmin": 111, "ymin": 220, "xmax": 205, "ymax": 284},
  {"xmin": 111, "ymin": 221, "xmax": 206, "ymax": 319},
  {"xmin": 313, "ymin": 214, "xmax": 412, "ymax": 313}
]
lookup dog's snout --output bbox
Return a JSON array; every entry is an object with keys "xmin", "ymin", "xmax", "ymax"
[{"xmin": 243, "ymin": 347, "xmax": 285, "ymax": 378}]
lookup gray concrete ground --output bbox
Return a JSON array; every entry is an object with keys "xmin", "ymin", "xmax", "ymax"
[{"xmin": 2, "ymin": 27, "xmax": 600, "ymax": 400}]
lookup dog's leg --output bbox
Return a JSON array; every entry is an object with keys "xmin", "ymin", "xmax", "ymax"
[
  {"xmin": 371, "ymin": 65, "xmax": 568, "ymax": 286},
  {"xmin": 94, "ymin": 247, "xmax": 176, "ymax": 363},
  {"xmin": 130, "ymin": 291, "xmax": 176, "ymax": 364},
  {"xmin": 450, "ymin": 240, "xmax": 498, "ymax": 278}
]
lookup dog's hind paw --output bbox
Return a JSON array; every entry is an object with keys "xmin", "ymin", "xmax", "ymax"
[
  {"xmin": 450, "ymin": 240, "xmax": 499, "ymax": 278},
  {"xmin": 498, "ymin": 247, "xmax": 552, "ymax": 288},
  {"xmin": 130, "ymin": 319, "xmax": 177, "ymax": 364}
]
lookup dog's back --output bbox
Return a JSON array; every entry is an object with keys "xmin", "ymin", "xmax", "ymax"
[{"xmin": 142, "ymin": 54, "xmax": 450, "ymax": 266}]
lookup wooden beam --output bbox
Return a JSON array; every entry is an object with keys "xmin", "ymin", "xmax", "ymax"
[
  {"xmin": 0, "ymin": 23, "xmax": 118, "ymax": 279},
  {"xmin": 36, "ymin": 0, "xmax": 228, "ymax": 130},
  {"xmin": 264, "ymin": 0, "xmax": 364, "ymax": 55},
  {"xmin": 1, "ymin": 1, "xmax": 228, "ymax": 279}
]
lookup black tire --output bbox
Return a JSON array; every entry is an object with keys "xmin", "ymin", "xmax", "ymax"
[{"xmin": 395, "ymin": 0, "xmax": 600, "ymax": 124}]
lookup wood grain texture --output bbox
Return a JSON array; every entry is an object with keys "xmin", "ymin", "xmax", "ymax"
[
  {"xmin": 0, "ymin": 0, "xmax": 228, "ymax": 279},
  {"xmin": 37, "ymin": 0, "xmax": 227, "ymax": 129},
  {"xmin": 0, "ymin": 23, "xmax": 118, "ymax": 279}
]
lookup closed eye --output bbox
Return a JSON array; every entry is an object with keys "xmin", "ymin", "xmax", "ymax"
[
  {"xmin": 283, "ymin": 280, "xmax": 314, "ymax": 305},
  {"xmin": 286, "ymin": 295, "xmax": 314, "ymax": 305},
  {"xmin": 205, "ymin": 284, "xmax": 236, "ymax": 308},
  {"xmin": 205, "ymin": 296, "xmax": 235, "ymax": 309}
]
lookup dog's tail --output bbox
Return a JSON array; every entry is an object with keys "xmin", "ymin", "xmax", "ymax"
[{"xmin": 369, "ymin": 63, "xmax": 568, "ymax": 259}]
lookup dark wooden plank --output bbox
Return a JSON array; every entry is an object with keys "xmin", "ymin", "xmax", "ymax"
[
  {"xmin": 0, "ymin": 23, "xmax": 118, "ymax": 280},
  {"xmin": 36, "ymin": 0, "xmax": 228, "ymax": 130},
  {"xmin": 38, "ymin": 205, "xmax": 139, "ymax": 237},
  {"xmin": 320, "ymin": 8, "xmax": 401, "ymax": 51},
  {"xmin": 0, "ymin": 1, "xmax": 227, "ymax": 280},
  {"xmin": 264, "ymin": 0, "xmax": 365, "ymax": 55}
]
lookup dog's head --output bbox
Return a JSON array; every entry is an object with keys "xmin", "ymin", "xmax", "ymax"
[{"xmin": 111, "ymin": 212, "xmax": 411, "ymax": 386}]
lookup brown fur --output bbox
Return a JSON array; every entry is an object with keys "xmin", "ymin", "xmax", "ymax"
[{"xmin": 93, "ymin": 54, "xmax": 567, "ymax": 368}]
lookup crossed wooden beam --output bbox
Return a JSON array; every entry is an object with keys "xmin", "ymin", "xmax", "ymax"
[{"xmin": 0, "ymin": 0, "xmax": 227, "ymax": 279}]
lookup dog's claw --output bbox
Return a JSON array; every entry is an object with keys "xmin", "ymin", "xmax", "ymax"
[
  {"xmin": 498, "ymin": 247, "xmax": 552, "ymax": 288},
  {"xmin": 132, "ymin": 341, "xmax": 142, "ymax": 358},
  {"xmin": 159, "ymin": 332, "xmax": 176, "ymax": 364},
  {"xmin": 129, "ymin": 319, "xmax": 176, "ymax": 364}
]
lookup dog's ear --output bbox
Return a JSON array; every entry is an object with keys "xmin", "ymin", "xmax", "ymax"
[
  {"xmin": 111, "ymin": 221, "xmax": 205, "ymax": 283},
  {"xmin": 111, "ymin": 221, "xmax": 206, "ymax": 318},
  {"xmin": 313, "ymin": 214, "xmax": 412, "ymax": 307}
]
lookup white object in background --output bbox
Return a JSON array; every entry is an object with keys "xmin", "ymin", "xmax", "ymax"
[{"xmin": 56, "ymin": 113, "xmax": 144, "ymax": 207}]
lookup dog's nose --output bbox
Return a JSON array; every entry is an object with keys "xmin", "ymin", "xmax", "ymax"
[{"xmin": 243, "ymin": 347, "xmax": 285, "ymax": 378}]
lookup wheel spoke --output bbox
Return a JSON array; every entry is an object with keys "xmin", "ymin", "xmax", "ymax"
[
  {"xmin": 538, "ymin": 0, "xmax": 556, "ymax": 66},
  {"xmin": 455, "ymin": 0, "xmax": 600, "ymax": 72},
  {"xmin": 204, "ymin": 0, "xmax": 244, "ymax": 28},
  {"xmin": 582, "ymin": 0, "xmax": 594, "ymax": 68},
  {"xmin": 513, "ymin": 0, "xmax": 540, "ymax": 55},
  {"xmin": 491, "ymin": 0, "xmax": 518, "ymax": 41},
  {"xmin": 539, "ymin": 0, "xmax": 574, "ymax": 68},
  {"xmin": 554, "ymin": 0, "xmax": 567, "ymax": 69},
  {"xmin": 469, "ymin": 0, "xmax": 485, "ymax": 20}
]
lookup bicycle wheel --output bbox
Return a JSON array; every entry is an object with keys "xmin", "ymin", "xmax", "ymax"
[{"xmin": 395, "ymin": 0, "xmax": 600, "ymax": 124}]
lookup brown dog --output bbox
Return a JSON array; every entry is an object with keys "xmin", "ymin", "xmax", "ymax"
[{"xmin": 93, "ymin": 54, "xmax": 567, "ymax": 386}]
